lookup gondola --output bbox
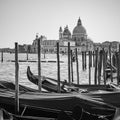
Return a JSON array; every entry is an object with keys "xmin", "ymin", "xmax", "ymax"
[
  {"xmin": 0, "ymin": 105, "xmax": 112, "ymax": 120},
  {"xmin": 27, "ymin": 66, "xmax": 118, "ymax": 92},
  {"xmin": 0, "ymin": 80, "xmax": 39, "ymax": 92},
  {"xmin": 0, "ymin": 107, "xmax": 56, "ymax": 120},
  {"xmin": 0, "ymin": 88, "xmax": 115, "ymax": 118},
  {"xmin": 27, "ymin": 66, "xmax": 71, "ymax": 93}
]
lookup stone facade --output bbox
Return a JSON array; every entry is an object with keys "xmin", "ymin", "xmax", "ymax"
[{"xmin": 31, "ymin": 17, "xmax": 94, "ymax": 54}]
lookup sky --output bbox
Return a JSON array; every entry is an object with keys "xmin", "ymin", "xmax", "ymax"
[{"xmin": 0, "ymin": 0, "xmax": 120, "ymax": 48}]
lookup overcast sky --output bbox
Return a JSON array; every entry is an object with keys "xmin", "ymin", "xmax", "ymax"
[{"xmin": 0, "ymin": 0, "xmax": 120, "ymax": 48}]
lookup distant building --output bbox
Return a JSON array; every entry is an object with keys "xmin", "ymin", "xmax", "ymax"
[
  {"xmin": 111, "ymin": 41, "xmax": 119, "ymax": 52},
  {"xmin": 31, "ymin": 17, "xmax": 94, "ymax": 54},
  {"xmin": 94, "ymin": 43, "xmax": 102, "ymax": 51},
  {"xmin": 102, "ymin": 41, "xmax": 119, "ymax": 52},
  {"xmin": 0, "ymin": 48, "xmax": 14, "ymax": 53},
  {"xmin": 59, "ymin": 18, "xmax": 94, "ymax": 51},
  {"xmin": 31, "ymin": 35, "xmax": 57, "ymax": 53},
  {"xmin": 102, "ymin": 41, "xmax": 110, "ymax": 51}
]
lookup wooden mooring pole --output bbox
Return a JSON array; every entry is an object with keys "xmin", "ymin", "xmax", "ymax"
[
  {"xmin": 1, "ymin": 51, "xmax": 3, "ymax": 62},
  {"xmin": 38, "ymin": 37, "xmax": 42, "ymax": 92},
  {"xmin": 57, "ymin": 42, "xmax": 60, "ymax": 93},
  {"xmin": 26, "ymin": 47, "xmax": 28, "ymax": 61},
  {"xmin": 89, "ymin": 51, "xmax": 92, "ymax": 85},
  {"xmin": 117, "ymin": 44, "xmax": 120, "ymax": 84},
  {"xmin": 94, "ymin": 48, "xmax": 98, "ymax": 85},
  {"xmin": 98, "ymin": 50, "xmax": 103, "ymax": 85},
  {"xmin": 15, "ymin": 42, "xmax": 19, "ymax": 114},
  {"xmin": 84, "ymin": 51, "xmax": 87, "ymax": 70},
  {"xmin": 82, "ymin": 51, "xmax": 85, "ymax": 70},
  {"xmin": 75, "ymin": 48, "xmax": 79, "ymax": 84},
  {"xmin": 119, "ymin": 44, "xmax": 120, "ymax": 84},
  {"xmin": 93, "ymin": 51, "xmax": 95, "ymax": 67},
  {"xmin": 68, "ymin": 42, "xmax": 71, "ymax": 84},
  {"xmin": 103, "ymin": 48, "xmax": 107, "ymax": 85},
  {"xmin": 109, "ymin": 44, "xmax": 113, "ymax": 82},
  {"xmin": 70, "ymin": 50, "xmax": 74, "ymax": 82}
]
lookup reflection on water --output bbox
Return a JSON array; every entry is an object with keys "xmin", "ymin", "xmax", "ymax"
[{"xmin": 0, "ymin": 53, "xmax": 94, "ymax": 89}]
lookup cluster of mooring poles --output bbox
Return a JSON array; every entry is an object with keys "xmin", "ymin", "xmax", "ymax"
[
  {"xmin": 81, "ymin": 44, "xmax": 120, "ymax": 85},
  {"xmin": 57, "ymin": 42, "xmax": 80, "ymax": 86},
  {"xmin": 57, "ymin": 42, "xmax": 120, "ymax": 86}
]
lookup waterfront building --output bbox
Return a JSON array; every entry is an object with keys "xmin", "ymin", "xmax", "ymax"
[
  {"xmin": 111, "ymin": 41, "xmax": 119, "ymax": 52},
  {"xmin": 58, "ymin": 17, "xmax": 94, "ymax": 52},
  {"xmin": 0, "ymin": 48, "xmax": 14, "ymax": 53},
  {"xmin": 31, "ymin": 17, "xmax": 95, "ymax": 54},
  {"xmin": 102, "ymin": 41, "xmax": 119, "ymax": 52}
]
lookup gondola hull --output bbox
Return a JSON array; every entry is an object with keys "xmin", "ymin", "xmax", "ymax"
[
  {"xmin": 27, "ymin": 66, "xmax": 114, "ymax": 92},
  {"xmin": 0, "ymin": 88, "xmax": 115, "ymax": 117},
  {"xmin": 27, "ymin": 66, "xmax": 67, "ymax": 93}
]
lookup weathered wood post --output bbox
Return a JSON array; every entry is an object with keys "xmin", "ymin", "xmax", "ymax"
[
  {"xmin": 109, "ymin": 44, "xmax": 113, "ymax": 82},
  {"xmin": 116, "ymin": 52, "xmax": 119, "ymax": 85},
  {"xmin": 68, "ymin": 42, "xmax": 71, "ymax": 84},
  {"xmin": 84, "ymin": 51, "xmax": 87, "ymax": 70},
  {"xmin": 93, "ymin": 51, "xmax": 95, "ymax": 67},
  {"xmin": 98, "ymin": 50, "xmax": 103, "ymax": 85},
  {"xmin": 15, "ymin": 42, "xmax": 19, "ymax": 114},
  {"xmin": 38, "ymin": 36, "xmax": 42, "ymax": 92},
  {"xmin": 57, "ymin": 42, "xmax": 60, "ymax": 93},
  {"xmin": 70, "ymin": 50, "xmax": 74, "ymax": 82},
  {"xmin": 117, "ymin": 44, "xmax": 120, "ymax": 84},
  {"xmin": 97, "ymin": 51, "xmax": 100, "ymax": 84},
  {"xmin": 90, "ymin": 51, "xmax": 93, "ymax": 67},
  {"xmin": 89, "ymin": 51, "xmax": 92, "ymax": 85},
  {"xmin": 119, "ymin": 44, "xmax": 120, "ymax": 84},
  {"xmin": 94, "ymin": 48, "xmax": 98, "ymax": 85},
  {"xmin": 26, "ymin": 46, "xmax": 29, "ymax": 61},
  {"xmin": 82, "ymin": 51, "xmax": 85, "ymax": 70},
  {"xmin": 103, "ymin": 48, "xmax": 107, "ymax": 85},
  {"xmin": 1, "ymin": 51, "xmax": 3, "ymax": 62},
  {"xmin": 75, "ymin": 48, "xmax": 79, "ymax": 84}
]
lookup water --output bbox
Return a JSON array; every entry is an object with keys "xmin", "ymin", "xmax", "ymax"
[{"xmin": 0, "ymin": 53, "xmax": 94, "ymax": 89}]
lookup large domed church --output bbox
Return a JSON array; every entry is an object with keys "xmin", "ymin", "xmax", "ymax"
[
  {"xmin": 59, "ymin": 17, "xmax": 91, "ymax": 47},
  {"xmin": 31, "ymin": 17, "xmax": 94, "ymax": 53}
]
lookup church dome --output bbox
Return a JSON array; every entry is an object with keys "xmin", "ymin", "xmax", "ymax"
[
  {"xmin": 73, "ymin": 18, "xmax": 86, "ymax": 35},
  {"xmin": 63, "ymin": 25, "xmax": 71, "ymax": 36}
]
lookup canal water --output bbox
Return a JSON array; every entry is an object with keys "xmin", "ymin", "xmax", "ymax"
[{"xmin": 0, "ymin": 53, "xmax": 95, "ymax": 89}]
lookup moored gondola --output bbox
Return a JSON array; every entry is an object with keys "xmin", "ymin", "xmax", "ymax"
[
  {"xmin": 27, "ymin": 66, "xmax": 119, "ymax": 92},
  {"xmin": 0, "ymin": 89, "xmax": 115, "ymax": 116},
  {"xmin": 0, "ymin": 80, "xmax": 39, "ymax": 92},
  {"xmin": 0, "ymin": 88, "xmax": 115, "ymax": 119},
  {"xmin": 27, "ymin": 66, "xmax": 68, "ymax": 93},
  {"xmin": 0, "ymin": 105, "xmax": 112, "ymax": 120}
]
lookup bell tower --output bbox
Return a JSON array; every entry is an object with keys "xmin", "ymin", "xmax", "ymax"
[{"xmin": 59, "ymin": 26, "xmax": 63, "ymax": 40}]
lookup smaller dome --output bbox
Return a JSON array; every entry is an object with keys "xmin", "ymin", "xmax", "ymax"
[{"xmin": 63, "ymin": 25, "xmax": 71, "ymax": 36}]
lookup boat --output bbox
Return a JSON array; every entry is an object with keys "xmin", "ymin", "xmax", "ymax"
[
  {"xmin": 0, "ymin": 105, "xmax": 111, "ymax": 120},
  {"xmin": 27, "ymin": 66, "xmax": 120, "ymax": 93},
  {"xmin": 0, "ymin": 88, "xmax": 115, "ymax": 117},
  {"xmin": 27, "ymin": 66, "xmax": 69, "ymax": 93},
  {"xmin": 0, "ymin": 80, "xmax": 39, "ymax": 92},
  {"xmin": 0, "ymin": 107, "xmax": 56, "ymax": 120},
  {"xmin": 27, "ymin": 66, "xmax": 115, "ymax": 93}
]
